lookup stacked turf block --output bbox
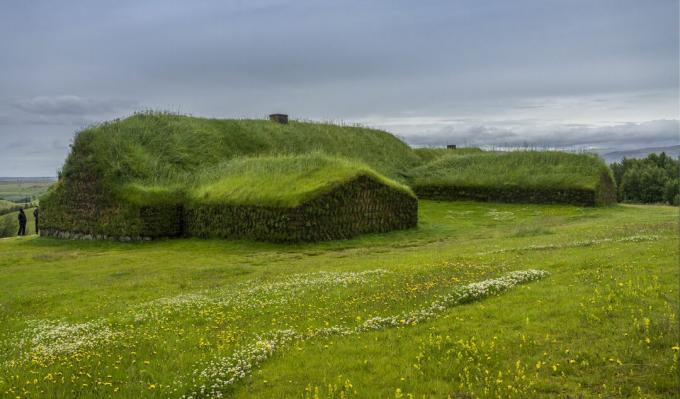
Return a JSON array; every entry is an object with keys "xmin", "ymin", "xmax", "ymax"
[
  {"xmin": 42, "ymin": 173, "xmax": 416, "ymax": 243},
  {"xmin": 412, "ymin": 184, "xmax": 611, "ymax": 206},
  {"xmin": 185, "ymin": 175, "xmax": 417, "ymax": 242}
]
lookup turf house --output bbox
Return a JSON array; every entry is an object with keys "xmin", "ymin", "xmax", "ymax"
[{"xmin": 40, "ymin": 112, "xmax": 419, "ymax": 242}]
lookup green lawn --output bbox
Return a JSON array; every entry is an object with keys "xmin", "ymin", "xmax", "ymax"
[{"xmin": 0, "ymin": 201, "xmax": 677, "ymax": 398}]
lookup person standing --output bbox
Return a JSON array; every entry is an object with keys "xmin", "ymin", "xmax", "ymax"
[
  {"xmin": 33, "ymin": 207, "xmax": 39, "ymax": 234},
  {"xmin": 17, "ymin": 208, "xmax": 27, "ymax": 236}
]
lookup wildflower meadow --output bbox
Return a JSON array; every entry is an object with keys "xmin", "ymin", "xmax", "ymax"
[{"xmin": 0, "ymin": 201, "xmax": 677, "ymax": 398}]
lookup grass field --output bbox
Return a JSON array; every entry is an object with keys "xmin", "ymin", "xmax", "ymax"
[{"xmin": 0, "ymin": 201, "xmax": 676, "ymax": 398}]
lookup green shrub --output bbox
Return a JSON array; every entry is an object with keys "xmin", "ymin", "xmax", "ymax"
[
  {"xmin": 664, "ymin": 179, "xmax": 679, "ymax": 205},
  {"xmin": 612, "ymin": 152, "xmax": 679, "ymax": 204}
]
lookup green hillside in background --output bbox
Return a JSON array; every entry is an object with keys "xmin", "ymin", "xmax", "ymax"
[
  {"xmin": 0, "ymin": 199, "xmax": 21, "ymax": 213},
  {"xmin": 0, "ymin": 178, "xmax": 53, "ymax": 203}
]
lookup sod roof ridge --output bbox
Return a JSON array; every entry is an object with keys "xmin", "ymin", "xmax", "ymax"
[{"xmin": 120, "ymin": 154, "xmax": 415, "ymax": 208}]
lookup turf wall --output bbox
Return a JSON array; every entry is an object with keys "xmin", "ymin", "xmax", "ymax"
[
  {"xmin": 413, "ymin": 171, "xmax": 616, "ymax": 206},
  {"xmin": 185, "ymin": 176, "xmax": 418, "ymax": 242},
  {"xmin": 41, "ymin": 175, "xmax": 184, "ymax": 240},
  {"xmin": 41, "ymin": 176, "xmax": 417, "ymax": 242}
]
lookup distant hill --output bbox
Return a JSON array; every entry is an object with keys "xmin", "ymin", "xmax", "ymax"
[
  {"xmin": 601, "ymin": 145, "xmax": 680, "ymax": 163},
  {"xmin": 0, "ymin": 177, "xmax": 55, "ymax": 203},
  {"xmin": 0, "ymin": 177, "xmax": 56, "ymax": 182},
  {"xmin": 0, "ymin": 199, "xmax": 23, "ymax": 215}
]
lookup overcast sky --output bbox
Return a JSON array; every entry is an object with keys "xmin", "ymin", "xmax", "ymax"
[{"xmin": 1, "ymin": 0, "xmax": 678, "ymax": 176}]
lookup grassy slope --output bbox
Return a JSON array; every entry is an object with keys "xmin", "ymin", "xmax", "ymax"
[
  {"xmin": 0, "ymin": 207, "xmax": 37, "ymax": 237},
  {"xmin": 0, "ymin": 202, "xmax": 676, "ymax": 398},
  {"xmin": 124, "ymin": 153, "xmax": 414, "ymax": 208},
  {"xmin": 0, "ymin": 199, "xmax": 21, "ymax": 215},
  {"xmin": 409, "ymin": 151, "xmax": 612, "ymax": 190},
  {"xmin": 0, "ymin": 199, "xmax": 17, "ymax": 210},
  {"xmin": 0, "ymin": 200, "xmax": 37, "ymax": 217}
]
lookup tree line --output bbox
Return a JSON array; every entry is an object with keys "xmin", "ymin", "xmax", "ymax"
[{"xmin": 610, "ymin": 152, "xmax": 679, "ymax": 205}]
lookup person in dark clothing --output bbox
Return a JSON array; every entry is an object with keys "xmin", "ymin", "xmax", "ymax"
[
  {"xmin": 33, "ymin": 207, "xmax": 39, "ymax": 234},
  {"xmin": 17, "ymin": 208, "xmax": 27, "ymax": 236}
]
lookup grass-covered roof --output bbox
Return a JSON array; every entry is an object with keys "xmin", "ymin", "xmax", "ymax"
[
  {"xmin": 59, "ymin": 112, "xmax": 417, "ymax": 208},
  {"xmin": 53, "ymin": 112, "xmax": 617, "ymax": 209},
  {"xmin": 61, "ymin": 112, "xmax": 419, "ymax": 185},
  {"xmin": 122, "ymin": 154, "xmax": 414, "ymax": 208},
  {"xmin": 189, "ymin": 154, "xmax": 414, "ymax": 207},
  {"xmin": 409, "ymin": 151, "xmax": 613, "ymax": 190}
]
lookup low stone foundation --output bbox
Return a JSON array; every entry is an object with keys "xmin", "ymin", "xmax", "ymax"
[{"xmin": 40, "ymin": 228, "xmax": 153, "ymax": 242}]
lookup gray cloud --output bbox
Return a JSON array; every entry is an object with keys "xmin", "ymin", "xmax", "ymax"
[
  {"xmin": 0, "ymin": 0, "xmax": 677, "ymax": 176},
  {"xmin": 12, "ymin": 95, "xmax": 136, "ymax": 116},
  {"xmin": 390, "ymin": 119, "xmax": 679, "ymax": 153}
]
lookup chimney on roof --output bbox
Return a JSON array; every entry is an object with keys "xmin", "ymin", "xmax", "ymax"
[
  {"xmin": 447, "ymin": 144, "xmax": 457, "ymax": 149},
  {"xmin": 269, "ymin": 113, "xmax": 288, "ymax": 124}
]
